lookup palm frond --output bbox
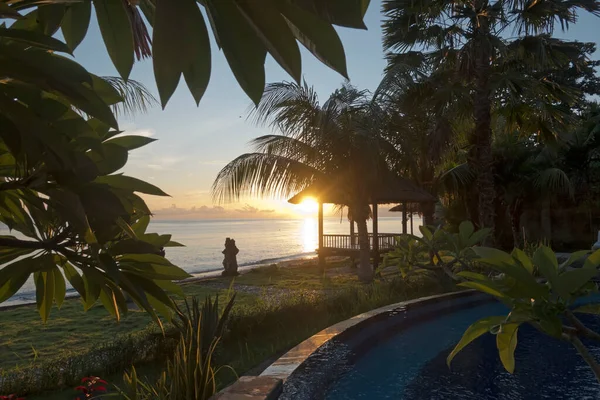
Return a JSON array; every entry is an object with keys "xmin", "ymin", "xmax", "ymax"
[
  {"xmin": 248, "ymin": 81, "xmax": 320, "ymax": 136},
  {"xmin": 438, "ymin": 163, "xmax": 475, "ymax": 194},
  {"xmin": 211, "ymin": 153, "xmax": 324, "ymax": 203},
  {"xmin": 532, "ymin": 167, "xmax": 574, "ymax": 198},
  {"xmin": 102, "ymin": 76, "xmax": 158, "ymax": 118},
  {"xmin": 250, "ymin": 134, "xmax": 322, "ymax": 168}
]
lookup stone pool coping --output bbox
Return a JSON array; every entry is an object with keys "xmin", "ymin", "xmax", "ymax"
[{"xmin": 212, "ymin": 290, "xmax": 477, "ymax": 400}]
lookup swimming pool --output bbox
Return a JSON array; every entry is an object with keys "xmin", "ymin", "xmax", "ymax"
[{"xmin": 277, "ymin": 292, "xmax": 600, "ymax": 400}]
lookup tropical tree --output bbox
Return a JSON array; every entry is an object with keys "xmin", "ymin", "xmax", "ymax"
[
  {"xmin": 212, "ymin": 82, "xmax": 402, "ymax": 282},
  {"xmin": 382, "ymin": 0, "xmax": 600, "ymax": 240},
  {"xmin": 493, "ymin": 132, "xmax": 573, "ymax": 248},
  {"xmin": 1, "ymin": 0, "xmax": 370, "ymax": 107},
  {"xmin": 0, "ymin": 26, "xmax": 191, "ymax": 323},
  {"xmin": 374, "ymin": 73, "xmax": 473, "ymax": 224}
]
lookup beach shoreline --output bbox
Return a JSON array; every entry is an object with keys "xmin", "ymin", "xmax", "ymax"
[{"xmin": 0, "ymin": 253, "xmax": 320, "ymax": 311}]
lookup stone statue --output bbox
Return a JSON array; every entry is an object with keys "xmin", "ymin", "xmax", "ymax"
[{"xmin": 222, "ymin": 237, "xmax": 240, "ymax": 276}]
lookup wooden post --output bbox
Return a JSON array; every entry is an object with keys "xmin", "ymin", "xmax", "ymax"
[
  {"xmin": 350, "ymin": 219, "xmax": 355, "ymax": 248},
  {"xmin": 318, "ymin": 201, "xmax": 325, "ymax": 271},
  {"xmin": 372, "ymin": 202, "xmax": 379, "ymax": 270},
  {"xmin": 402, "ymin": 202, "xmax": 408, "ymax": 234},
  {"xmin": 410, "ymin": 211, "xmax": 414, "ymax": 235}
]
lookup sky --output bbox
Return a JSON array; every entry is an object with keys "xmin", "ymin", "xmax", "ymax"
[{"xmin": 68, "ymin": 1, "xmax": 600, "ymax": 220}]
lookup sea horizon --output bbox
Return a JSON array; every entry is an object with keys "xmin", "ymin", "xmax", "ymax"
[{"xmin": 1, "ymin": 216, "xmax": 423, "ymax": 308}]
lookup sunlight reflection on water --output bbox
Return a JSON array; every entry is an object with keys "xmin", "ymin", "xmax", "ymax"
[{"xmin": 303, "ymin": 217, "xmax": 318, "ymax": 253}]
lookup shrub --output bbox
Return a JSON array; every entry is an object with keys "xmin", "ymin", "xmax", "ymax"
[
  {"xmin": 448, "ymin": 246, "xmax": 600, "ymax": 381},
  {"xmin": 117, "ymin": 295, "xmax": 236, "ymax": 400}
]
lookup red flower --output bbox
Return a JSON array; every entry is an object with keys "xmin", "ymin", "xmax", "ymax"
[{"xmin": 74, "ymin": 386, "xmax": 89, "ymax": 393}]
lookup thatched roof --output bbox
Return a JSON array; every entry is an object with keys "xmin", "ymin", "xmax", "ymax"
[
  {"xmin": 389, "ymin": 203, "xmax": 422, "ymax": 213},
  {"xmin": 288, "ymin": 176, "xmax": 436, "ymax": 205}
]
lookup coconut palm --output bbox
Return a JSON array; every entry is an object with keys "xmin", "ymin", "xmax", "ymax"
[
  {"xmin": 375, "ymin": 70, "xmax": 473, "ymax": 224},
  {"xmin": 382, "ymin": 0, "xmax": 600, "ymax": 241},
  {"xmin": 212, "ymin": 82, "xmax": 402, "ymax": 282}
]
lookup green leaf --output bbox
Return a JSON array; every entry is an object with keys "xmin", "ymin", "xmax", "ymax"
[
  {"xmin": 560, "ymin": 250, "xmax": 590, "ymax": 270},
  {"xmin": 279, "ymin": 1, "xmax": 347, "ymax": 78},
  {"xmin": 61, "ymin": 1, "xmax": 91, "ymax": 51},
  {"xmin": 132, "ymin": 215, "xmax": 150, "ymax": 236},
  {"xmin": 458, "ymin": 281, "xmax": 508, "ymax": 301},
  {"xmin": 182, "ymin": 9, "xmax": 211, "ymax": 105},
  {"xmin": 99, "ymin": 286, "xmax": 120, "ymax": 320},
  {"xmin": 82, "ymin": 270, "xmax": 103, "ymax": 310},
  {"xmin": 584, "ymin": 249, "xmax": 600, "ymax": 269},
  {"xmin": 292, "ymin": 0, "xmax": 370, "ymax": 29},
  {"xmin": 496, "ymin": 323, "xmax": 519, "ymax": 374},
  {"xmin": 0, "ymin": 28, "xmax": 71, "ymax": 52},
  {"xmin": 104, "ymin": 135, "xmax": 156, "ymax": 150},
  {"xmin": 91, "ymin": 74, "xmax": 124, "ymax": 105},
  {"xmin": 533, "ymin": 246, "xmax": 558, "ymax": 277},
  {"xmin": 0, "ymin": 2, "xmax": 23, "ymax": 19},
  {"xmin": 95, "ymin": 174, "xmax": 169, "ymax": 196},
  {"xmin": 88, "ymin": 143, "xmax": 128, "ymax": 175},
  {"xmin": 38, "ymin": 4, "xmax": 65, "ymax": 36},
  {"xmin": 110, "ymin": 239, "xmax": 158, "ymax": 256},
  {"xmin": 458, "ymin": 220, "xmax": 475, "ymax": 243},
  {"xmin": 63, "ymin": 263, "xmax": 86, "ymax": 298},
  {"xmin": 573, "ymin": 303, "xmax": 600, "ymax": 315},
  {"xmin": 557, "ymin": 267, "xmax": 598, "ymax": 299},
  {"xmin": 35, "ymin": 269, "xmax": 55, "ymax": 322},
  {"xmin": 236, "ymin": 0, "xmax": 301, "ymax": 83},
  {"xmin": 447, "ymin": 316, "xmax": 506, "ymax": 367},
  {"xmin": 139, "ymin": 233, "xmax": 172, "ymax": 247},
  {"xmin": 0, "ymin": 257, "xmax": 34, "ymax": 303},
  {"xmin": 155, "ymin": 279, "xmax": 184, "ymax": 297},
  {"xmin": 165, "ymin": 240, "xmax": 185, "ymax": 247},
  {"xmin": 116, "ymin": 217, "xmax": 138, "ymax": 239},
  {"xmin": 419, "ymin": 225, "xmax": 433, "ymax": 241},
  {"xmin": 53, "ymin": 267, "xmax": 66, "ymax": 309},
  {"xmin": 94, "ymin": 0, "xmax": 134, "ymax": 80},
  {"xmin": 465, "ymin": 228, "xmax": 491, "ymax": 247},
  {"xmin": 153, "ymin": 0, "xmax": 210, "ymax": 107},
  {"xmin": 511, "ymin": 248, "xmax": 533, "ymax": 274},
  {"xmin": 205, "ymin": 0, "xmax": 266, "ymax": 105},
  {"xmin": 474, "ymin": 247, "xmax": 516, "ymax": 267}
]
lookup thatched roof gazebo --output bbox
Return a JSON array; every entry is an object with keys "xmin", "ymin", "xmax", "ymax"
[{"xmin": 288, "ymin": 176, "xmax": 435, "ymax": 268}]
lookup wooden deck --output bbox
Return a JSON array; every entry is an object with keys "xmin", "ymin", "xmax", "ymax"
[{"xmin": 321, "ymin": 233, "xmax": 399, "ymax": 253}]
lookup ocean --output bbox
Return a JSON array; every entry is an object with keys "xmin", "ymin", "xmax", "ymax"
[{"xmin": 1, "ymin": 216, "xmax": 422, "ymax": 307}]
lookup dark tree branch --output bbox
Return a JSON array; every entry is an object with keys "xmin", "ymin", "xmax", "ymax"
[
  {"xmin": 565, "ymin": 310, "xmax": 600, "ymax": 342},
  {"xmin": 562, "ymin": 332, "xmax": 600, "ymax": 383}
]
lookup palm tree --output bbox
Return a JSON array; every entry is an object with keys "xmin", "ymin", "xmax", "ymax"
[
  {"xmin": 212, "ymin": 82, "xmax": 401, "ymax": 282},
  {"xmin": 382, "ymin": 0, "xmax": 599, "ymax": 241},
  {"xmin": 493, "ymin": 132, "xmax": 573, "ymax": 248},
  {"xmin": 375, "ymin": 69, "xmax": 472, "ymax": 224}
]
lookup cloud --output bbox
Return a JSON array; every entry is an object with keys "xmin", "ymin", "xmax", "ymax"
[
  {"xmin": 235, "ymin": 204, "xmax": 276, "ymax": 214},
  {"xmin": 152, "ymin": 204, "xmax": 283, "ymax": 220}
]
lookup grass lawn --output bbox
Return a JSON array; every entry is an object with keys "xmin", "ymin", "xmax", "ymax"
[
  {"xmin": 2, "ymin": 258, "xmax": 450, "ymax": 398},
  {"xmin": 0, "ymin": 286, "xmax": 231, "ymax": 371}
]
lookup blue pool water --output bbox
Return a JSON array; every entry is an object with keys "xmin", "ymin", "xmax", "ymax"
[{"xmin": 326, "ymin": 301, "xmax": 600, "ymax": 399}]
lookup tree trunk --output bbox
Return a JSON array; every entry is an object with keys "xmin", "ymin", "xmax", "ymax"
[
  {"xmin": 356, "ymin": 217, "xmax": 373, "ymax": 283},
  {"xmin": 422, "ymin": 201, "xmax": 435, "ymax": 226},
  {"xmin": 470, "ymin": 22, "xmax": 496, "ymax": 244},
  {"xmin": 510, "ymin": 200, "xmax": 523, "ymax": 249}
]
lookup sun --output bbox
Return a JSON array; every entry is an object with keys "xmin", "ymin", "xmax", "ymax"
[{"xmin": 296, "ymin": 197, "xmax": 319, "ymax": 214}]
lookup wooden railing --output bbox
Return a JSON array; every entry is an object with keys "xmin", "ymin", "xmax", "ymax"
[{"xmin": 322, "ymin": 233, "xmax": 399, "ymax": 251}]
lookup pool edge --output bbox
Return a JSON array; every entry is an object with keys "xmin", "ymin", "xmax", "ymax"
[{"xmin": 212, "ymin": 289, "xmax": 477, "ymax": 400}]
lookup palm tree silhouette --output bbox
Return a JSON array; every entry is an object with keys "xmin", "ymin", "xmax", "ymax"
[{"xmin": 212, "ymin": 82, "xmax": 403, "ymax": 282}]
